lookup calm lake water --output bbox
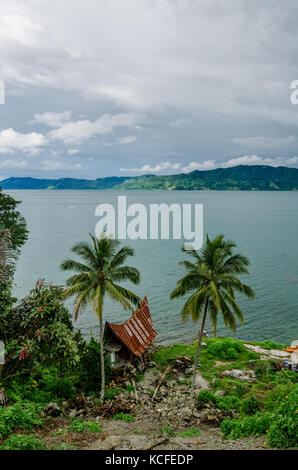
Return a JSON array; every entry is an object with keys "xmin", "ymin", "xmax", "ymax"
[{"xmin": 6, "ymin": 190, "xmax": 298, "ymax": 345}]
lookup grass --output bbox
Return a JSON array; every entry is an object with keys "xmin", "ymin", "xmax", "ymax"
[
  {"xmin": 68, "ymin": 418, "xmax": 102, "ymax": 433},
  {"xmin": 113, "ymin": 413, "xmax": 135, "ymax": 423},
  {"xmin": 0, "ymin": 434, "xmax": 46, "ymax": 450},
  {"xmin": 177, "ymin": 428, "xmax": 200, "ymax": 438}
]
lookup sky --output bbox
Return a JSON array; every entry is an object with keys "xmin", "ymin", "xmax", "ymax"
[{"xmin": 0, "ymin": 0, "xmax": 298, "ymax": 179}]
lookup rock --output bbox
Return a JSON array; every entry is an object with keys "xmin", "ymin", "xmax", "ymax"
[
  {"xmin": 96, "ymin": 435, "xmax": 124, "ymax": 450},
  {"xmin": 221, "ymin": 369, "xmax": 256, "ymax": 381},
  {"xmin": 173, "ymin": 356, "xmax": 193, "ymax": 373},
  {"xmin": 43, "ymin": 402, "xmax": 61, "ymax": 417},
  {"xmin": 125, "ymin": 435, "xmax": 149, "ymax": 450},
  {"xmin": 194, "ymin": 373, "xmax": 210, "ymax": 390},
  {"xmin": 215, "ymin": 390, "xmax": 225, "ymax": 396},
  {"xmin": 199, "ymin": 409, "xmax": 223, "ymax": 426},
  {"xmin": 0, "ymin": 389, "xmax": 8, "ymax": 406}
]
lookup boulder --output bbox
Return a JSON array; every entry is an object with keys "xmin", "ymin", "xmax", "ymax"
[{"xmin": 43, "ymin": 402, "xmax": 61, "ymax": 417}]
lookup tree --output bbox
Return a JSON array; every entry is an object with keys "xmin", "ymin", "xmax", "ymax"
[
  {"xmin": 170, "ymin": 234, "xmax": 255, "ymax": 401},
  {"xmin": 60, "ymin": 233, "xmax": 141, "ymax": 400},
  {"xmin": 0, "ymin": 189, "xmax": 28, "ymax": 257},
  {"xmin": 2, "ymin": 281, "xmax": 80, "ymax": 394}
]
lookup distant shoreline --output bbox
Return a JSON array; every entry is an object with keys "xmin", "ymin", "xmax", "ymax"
[{"xmin": 2, "ymin": 164, "xmax": 298, "ymax": 191}]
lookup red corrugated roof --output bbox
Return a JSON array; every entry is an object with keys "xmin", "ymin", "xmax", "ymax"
[{"xmin": 104, "ymin": 297, "xmax": 157, "ymax": 357}]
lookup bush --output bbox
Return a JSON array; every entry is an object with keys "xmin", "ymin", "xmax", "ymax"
[
  {"xmin": 240, "ymin": 396, "xmax": 259, "ymax": 415},
  {"xmin": 76, "ymin": 337, "xmax": 110, "ymax": 393},
  {"xmin": 69, "ymin": 418, "xmax": 102, "ymax": 433},
  {"xmin": 113, "ymin": 413, "xmax": 135, "ymax": 422},
  {"xmin": 196, "ymin": 389, "xmax": 216, "ymax": 404},
  {"xmin": 207, "ymin": 338, "xmax": 244, "ymax": 361},
  {"xmin": 0, "ymin": 434, "xmax": 46, "ymax": 450},
  {"xmin": 215, "ymin": 394, "xmax": 241, "ymax": 411},
  {"xmin": 0, "ymin": 402, "xmax": 44, "ymax": 439},
  {"xmin": 221, "ymin": 413, "xmax": 272, "ymax": 439}
]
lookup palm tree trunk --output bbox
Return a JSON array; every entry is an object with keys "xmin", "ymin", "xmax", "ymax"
[
  {"xmin": 99, "ymin": 314, "xmax": 105, "ymax": 402},
  {"xmin": 191, "ymin": 298, "xmax": 209, "ymax": 403}
]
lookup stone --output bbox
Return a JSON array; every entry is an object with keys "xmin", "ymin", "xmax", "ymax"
[
  {"xmin": 215, "ymin": 390, "xmax": 225, "ymax": 396},
  {"xmin": 43, "ymin": 402, "xmax": 61, "ymax": 417}
]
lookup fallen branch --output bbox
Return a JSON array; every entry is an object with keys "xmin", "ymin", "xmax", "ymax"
[
  {"xmin": 152, "ymin": 365, "xmax": 172, "ymax": 401},
  {"xmin": 143, "ymin": 437, "xmax": 169, "ymax": 450}
]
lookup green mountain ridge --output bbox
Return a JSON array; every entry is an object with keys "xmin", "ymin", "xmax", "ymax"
[{"xmin": 2, "ymin": 165, "xmax": 298, "ymax": 191}]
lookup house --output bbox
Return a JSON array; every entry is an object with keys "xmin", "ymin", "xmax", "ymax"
[{"xmin": 104, "ymin": 297, "xmax": 157, "ymax": 370}]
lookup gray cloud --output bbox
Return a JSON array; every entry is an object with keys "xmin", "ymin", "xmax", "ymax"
[{"xmin": 0, "ymin": 0, "xmax": 298, "ymax": 178}]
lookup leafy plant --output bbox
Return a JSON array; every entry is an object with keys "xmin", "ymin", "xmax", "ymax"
[
  {"xmin": 0, "ymin": 402, "xmax": 44, "ymax": 439},
  {"xmin": 240, "ymin": 396, "xmax": 259, "ymax": 415},
  {"xmin": 0, "ymin": 434, "xmax": 46, "ymax": 450},
  {"xmin": 159, "ymin": 425, "xmax": 174, "ymax": 437}
]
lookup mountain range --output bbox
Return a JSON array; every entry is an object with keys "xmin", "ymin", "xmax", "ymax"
[{"xmin": 2, "ymin": 165, "xmax": 298, "ymax": 191}]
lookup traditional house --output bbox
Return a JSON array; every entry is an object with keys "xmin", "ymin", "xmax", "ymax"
[{"xmin": 104, "ymin": 297, "xmax": 157, "ymax": 370}]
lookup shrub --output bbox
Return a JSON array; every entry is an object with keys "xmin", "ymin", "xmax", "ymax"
[
  {"xmin": 69, "ymin": 418, "xmax": 102, "ymax": 433},
  {"xmin": 196, "ymin": 389, "xmax": 216, "ymax": 404},
  {"xmin": 216, "ymin": 394, "xmax": 241, "ymax": 411},
  {"xmin": 0, "ymin": 402, "xmax": 44, "ymax": 438},
  {"xmin": 207, "ymin": 338, "xmax": 244, "ymax": 361},
  {"xmin": 240, "ymin": 396, "xmax": 259, "ymax": 415},
  {"xmin": 76, "ymin": 337, "xmax": 110, "ymax": 393},
  {"xmin": 0, "ymin": 434, "xmax": 46, "ymax": 450},
  {"xmin": 221, "ymin": 413, "xmax": 272, "ymax": 439},
  {"xmin": 113, "ymin": 413, "xmax": 135, "ymax": 422},
  {"xmin": 126, "ymin": 384, "xmax": 135, "ymax": 393}
]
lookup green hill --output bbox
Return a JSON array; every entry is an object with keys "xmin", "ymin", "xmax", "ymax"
[{"xmin": 2, "ymin": 165, "xmax": 298, "ymax": 191}]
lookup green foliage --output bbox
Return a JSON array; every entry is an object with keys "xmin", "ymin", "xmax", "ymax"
[
  {"xmin": 76, "ymin": 336, "xmax": 110, "ymax": 393},
  {"xmin": 159, "ymin": 425, "xmax": 174, "ymax": 437},
  {"xmin": 0, "ymin": 434, "xmax": 46, "ymax": 450},
  {"xmin": 196, "ymin": 389, "xmax": 217, "ymax": 404},
  {"xmin": 153, "ymin": 343, "xmax": 196, "ymax": 367},
  {"xmin": 2, "ymin": 282, "xmax": 80, "ymax": 381},
  {"xmin": 177, "ymin": 428, "xmax": 200, "ymax": 438},
  {"xmin": 216, "ymin": 394, "xmax": 241, "ymax": 411},
  {"xmin": 113, "ymin": 413, "xmax": 135, "ymax": 422},
  {"xmin": 104, "ymin": 387, "xmax": 122, "ymax": 400},
  {"xmin": 126, "ymin": 384, "xmax": 135, "ymax": 393},
  {"xmin": 0, "ymin": 402, "xmax": 44, "ymax": 439},
  {"xmin": 240, "ymin": 396, "xmax": 259, "ymax": 415},
  {"xmin": 221, "ymin": 413, "xmax": 271, "ymax": 439},
  {"xmin": 0, "ymin": 189, "xmax": 28, "ymax": 256},
  {"xmin": 222, "ymin": 383, "xmax": 298, "ymax": 448},
  {"xmin": 135, "ymin": 374, "xmax": 145, "ymax": 383},
  {"xmin": 258, "ymin": 340, "xmax": 286, "ymax": 350},
  {"xmin": 69, "ymin": 418, "xmax": 102, "ymax": 433},
  {"xmin": 207, "ymin": 338, "xmax": 244, "ymax": 361}
]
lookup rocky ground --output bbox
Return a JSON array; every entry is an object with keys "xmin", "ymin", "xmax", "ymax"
[{"xmin": 39, "ymin": 353, "xmax": 272, "ymax": 450}]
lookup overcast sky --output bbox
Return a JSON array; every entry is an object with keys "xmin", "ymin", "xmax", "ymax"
[{"xmin": 0, "ymin": 0, "xmax": 298, "ymax": 179}]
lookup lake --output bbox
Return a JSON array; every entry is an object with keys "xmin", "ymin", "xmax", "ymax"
[{"xmin": 6, "ymin": 190, "xmax": 298, "ymax": 345}]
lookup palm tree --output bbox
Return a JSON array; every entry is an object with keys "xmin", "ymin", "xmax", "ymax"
[
  {"xmin": 60, "ymin": 233, "xmax": 141, "ymax": 400},
  {"xmin": 170, "ymin": 234, "xmax": 255, "ymax": 401}
]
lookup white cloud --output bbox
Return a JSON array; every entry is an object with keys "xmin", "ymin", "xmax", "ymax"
[
  {"xmin": 67, "ymin": 148, "xmax": 80, "ymax": 155},
  {"xmin": 49, "ymin": 113, "xmax": 142, "ymax": 144},
  {"xmin": 120, "ymin": 161, "xmax": 182, "ymax": 173},
  {"xmin": 0, "ymin": 128, "xmax": 48, "ymax": 155},
  {"xmin": 182, "ymin": 160, "xmax": 216, "ymax": 172},
  {"xmin": 105, "ymin": 135, "xmax": 137, "ymax": 146},
  {"xmin": 32, "ymin": 111, "xmax": 72, "ymax": 128}
]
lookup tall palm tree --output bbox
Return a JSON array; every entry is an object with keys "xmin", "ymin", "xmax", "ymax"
[
  {"xmin": 61, "ymin": 233, "xmax": 141, "ymax": 400},
  {"xmin": 170, "ymin": 234, "xmax": 255, "ymax": 401}
]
